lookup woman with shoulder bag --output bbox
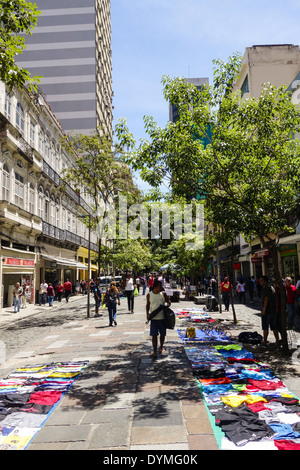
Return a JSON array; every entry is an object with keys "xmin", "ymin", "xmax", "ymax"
[{"xmin": 105, "ymin": 281, "xmax": 120, "ymax": 327}]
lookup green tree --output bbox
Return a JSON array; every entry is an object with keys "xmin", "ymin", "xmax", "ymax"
[
  {"xmin": 116, "ymin": 54, "xmax": 300, "ymax": 353},
  {"xmin": 113, "ymin": 239, "xmax": 152, "ymax": 274},
  {"xmin": 61, "ymin": 129, "xmax": 140, "ymax": 275},
  {"xmin": 0, "ymin": 0, "xmax": 41, "ymax": 91}
]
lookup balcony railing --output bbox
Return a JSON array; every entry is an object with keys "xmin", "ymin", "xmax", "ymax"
[
  {"xmin": 42, "ymin": 160, "xmax": 93, "ymax": 216},
  {"xmin": 42, "ymin": 221, "xmax": 99, "ymax": 253}
]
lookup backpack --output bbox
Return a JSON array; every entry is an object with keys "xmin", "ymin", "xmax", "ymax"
[{"xmin": 163, "ymin": 306, "xmax": 176, "ymax": 329}]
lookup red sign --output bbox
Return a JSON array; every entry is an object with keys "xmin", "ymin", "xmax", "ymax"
[{"xmin": 3, "ymin": 258, "xmax": 34, "ymax": 266}]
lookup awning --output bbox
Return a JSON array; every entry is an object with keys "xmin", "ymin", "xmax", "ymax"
[
  {"xmin": 41, "ymin": 254, "xmax": 87, "ymax": 270},
  {"xmin": 278, "ymin": 234, "xmax": 300, "ymax": 245}
]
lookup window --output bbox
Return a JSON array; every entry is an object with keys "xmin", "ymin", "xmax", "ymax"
[
  {"xmin": 241, "ymin": 75, "xmax": 249, "ymax": 97},
  {"xmin": 56, "ymin": 199, "xmax": 60, "ymax": 227},
  {"xmin": 55, "ymin": 147, "xmax": 60, "ymax": 173},
  {"xmin": 67, "ymin": 211, "xmax": 71, "ymax": 231},
  {"xmin": 29, "ymin": 183, "xmax": 35, "ymax": 214},
  {"xmin": 45, "ymin": 136, "xmax": 50, "ymax": 162},
  {"xmin": 51, "ymin": 143, "xmax": 55, "ymax": 168},
  {"xmin": 16, "ymin": 103, "xmax": 25, "ymax": 135},
  {"xmin": 30, "ymin": 121, "xmax": 35, "ymax": 147},
  {"xmin": 51, "ymin": 195, "xmax": 55, "ymax": 225},
  {"xmin": 4, "ymin": 92, "xmax": 12, "ymax": 119},
  {"xmin": 39, "ymin": 129, "xmax": 45, "ymax": 156},
  {"xmin": 45, "ymin": 190, "xmax": 50, "ymax": 222},
  {"xmin": 15, "ymin": 172, "xmax": 24, "ymax": 208},
  {"xmin": 39, "ymin": 186, "xmax": 44, "ymax": 219},
  {"xmin": 62, "ymin": 207, "xmax": 66, "ymax": 230},
  {"xmin": 2, "ymin": 164, "xmax": 10, "ymax": 200}
]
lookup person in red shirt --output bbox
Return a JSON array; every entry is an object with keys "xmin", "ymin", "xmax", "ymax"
[
  {"xmin": 148, "ymin": 275, "xmax": 155, "ymax": 292},
  {"xmin": 221, "ymin": 277, "xmax": 233, "ymax": 312},
  {"xmin": 56, "ymin": 281, "xmax": 64, "ymax": 302},
  {"xmin": 64, "ymin": 279, "xmax": 72, "ymax": 302},
  {"xmin": 285, "ymin": 277, "xmax": 296, "ymax": 329}
]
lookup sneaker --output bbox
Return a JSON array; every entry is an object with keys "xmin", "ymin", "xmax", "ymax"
[{"xmin": 114, "ymin": 320, "xmax": 117, "ymax": 326}]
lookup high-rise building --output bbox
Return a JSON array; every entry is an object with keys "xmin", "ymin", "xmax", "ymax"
[{"xmin": 16, "ymin": 0, "xmax": 112, "ymax": 137}]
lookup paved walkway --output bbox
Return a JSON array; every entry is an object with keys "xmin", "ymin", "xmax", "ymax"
[{"xmin": 1, "ymin": 294, "xmax": 300, "ymax": 450}]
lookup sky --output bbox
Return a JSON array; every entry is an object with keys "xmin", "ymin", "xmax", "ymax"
[{"xmin": 111, "ymin": 0, "xmax": 300, "ymax": 189}]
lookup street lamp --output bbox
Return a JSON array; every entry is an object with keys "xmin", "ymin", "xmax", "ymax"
[{"xmin": 78, "ymin": 214, "xmax": 91, "ymax": 318}]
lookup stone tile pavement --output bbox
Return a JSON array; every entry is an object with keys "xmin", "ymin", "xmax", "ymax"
[
  {"xmin": 1, "ymin": 293, "xmax": 300, "ymax": 451},
  {"xmin": 0, "ymin": 295, "xmax": 219, "ymax": 450}
]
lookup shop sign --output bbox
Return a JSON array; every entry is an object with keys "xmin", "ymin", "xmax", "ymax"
[
  {"xmin": 233, "ymin": 263, "xmax": 241, "ymax": 270},
  {"xmin": 279, "ymin": 244, "xmax": 297, "ymax": 258},
  {"xmin": 2, "ymin": 257, "xmax": 34, "ymax": 267}
]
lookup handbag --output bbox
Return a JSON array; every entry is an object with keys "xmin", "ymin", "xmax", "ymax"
[{"xmin": 146, "ymin": 304, "xmax": 176, "ymax": 329}]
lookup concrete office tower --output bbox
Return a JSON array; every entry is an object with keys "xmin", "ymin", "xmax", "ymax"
[{"xmin": 16, "ymin": 0, "xmax": 112, "ymax": 137}]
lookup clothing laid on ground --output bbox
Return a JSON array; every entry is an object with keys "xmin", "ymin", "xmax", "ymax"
[
  {"xmin": 0, "ymin": 361, "xmax": 88, "ymax": 450},
  {"xmin": 174, "ymin": 308, "xmax": 300, "ymax": 450}
]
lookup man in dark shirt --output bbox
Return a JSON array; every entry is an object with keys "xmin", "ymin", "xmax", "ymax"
[{"xmin": 259, "ymin": 276, "xmax": 280, "ymax": 348}]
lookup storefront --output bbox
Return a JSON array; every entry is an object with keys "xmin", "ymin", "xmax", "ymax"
[
  {"xmin": 77, "ymin": 247, "xmax": 98, "ymax": 281},
  {"xmin": 40, "ymin": 254, "xmax": 87, "ymax": 289},
  {"xmin": 279, "ymin": 244, "xmax": 299, "ymax": 279},
  {"xmin": 0, "ymin": 249, "xmax": 36, "ymax": 308}
]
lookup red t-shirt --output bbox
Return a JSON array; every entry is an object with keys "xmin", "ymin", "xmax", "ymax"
[
  {"xmin": 221, "ymin": 282, "xmax": 231, "ymax": 292},
  {"xmin": 64, "ymin": 281, "xmax": 72, "ymax": 291},
  {"xmin": 286, "ymin": 284, "xmax": 296, "ymax": 304}
]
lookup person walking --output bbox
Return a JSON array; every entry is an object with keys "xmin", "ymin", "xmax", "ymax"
[
  {"xmin": 21, "ymin": 283, "xmax": 27, "ymax": 309},
  {"xmin": 221, "ymin": 277, "xmax": 232, "ymax": 311},
  {"xmin": 93, "ymin": 278, "xmax": 102, "ymax": 317},
  {"xmin": 259, "ymin": 276, "xmax": 281, "ymax": 348},
  {"xmin": 125, "ymin": 273, "xmax": 135, "ymax": 313},
  {"xmin": 39, "ymin": 280, "xmax": 48, "ymax": 306},
  {"xmin": 105, "ymin": 281, "xmax": 120, "ymax": 326},
  {"xmin": 237, "ymin": 279, "xmax": 246, "ymax": 303},
  {"xmin": 146, "ymin": 279, "xmax": 170, "ymax": 358},
  {"xmin": 64, "ymin": 279, "xmax": 72, "ymax": 302},
  {"xmin": 56, "ymin": 281, "xmax": 63, "ymax": 302},
  {"xmin": 285, "ymin": 277, "xmax": 297, "ymax": 329},
  {"xmin": 47, "ymin": 283, "xmax": 55, "ymax": 307},
  {"xmin": 13, "ymin": 282, "xmax": 23, "ymax": 313}
]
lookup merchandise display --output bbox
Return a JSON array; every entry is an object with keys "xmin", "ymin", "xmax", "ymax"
[
  {"xmin": 175, "ymin": 313, "xmax": 300, "ymax": 450},
  {"xmin": 0, "ymin": 361, "xmax": 88, "ymax": 450}
]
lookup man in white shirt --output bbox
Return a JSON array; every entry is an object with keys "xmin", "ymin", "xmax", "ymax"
[{"xmin": 125, "ymin": 273, "xmax": 135, "ymax": 313}]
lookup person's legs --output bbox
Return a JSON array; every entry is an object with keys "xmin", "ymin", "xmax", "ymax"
[
  {"xmin": 108, "ymin": 304, "xmax": 113, "ymax": 326},
  {"xmin": 112, "ymin": 303, "xmax": 117, "ymax": 325},
  {"xmin": 152, "ymin": 336, "xmax": 158, "ymax": 356}
]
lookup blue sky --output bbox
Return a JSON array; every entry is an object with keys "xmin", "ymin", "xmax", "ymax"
[{"xmin": 111, "ymin": 0, "xmax": 300, "ymax": 189}]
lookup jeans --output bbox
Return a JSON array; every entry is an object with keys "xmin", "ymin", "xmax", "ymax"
[
  {"xmin": 39, "ymin": 293, "xmax": 46, "ymax": 305},
  {"xmin": 287, "ymin": 303, "xmax": 296, "ymax": 328},
  {"xmin": 222, "ymin": 292, "xmax": 230, "ymax": 311},
  {"xmin": 125, "ymin": 290, "xmax": 134, "ymax": 311},
  {"xmin": 48, "ymin": 295, "xmax": 54, "ymax": 306},
  {"xmin": 13, "ymin": 297, "xmax": 20, "ymax": 313},
  {"xmin": 108, "ymin": 302, "xmax": 117, "ymax": 325}
]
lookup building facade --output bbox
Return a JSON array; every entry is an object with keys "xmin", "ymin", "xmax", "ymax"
[
  {"xmin": 16, "ymin": 0, "xmax": 113, "ymax": 137},
  {"xmin": 0, "ymin": 81, "xmax": 99, "ymax": 308}
]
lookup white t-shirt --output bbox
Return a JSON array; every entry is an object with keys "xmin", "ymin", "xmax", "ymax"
[
  {"xmin": 125, "ymin": 278, "xmax": 134, "ymax": 291},
  {"xmin": 149, "ymin": 291, "xmax": 165, "ymax": 320}
]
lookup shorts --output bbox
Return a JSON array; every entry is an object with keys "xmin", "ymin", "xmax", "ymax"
[
  {"xmin": 261, "ymin": 312, "xmax": 280, "ymax": 331},
  {"xmin": 150, "ymin": 319, "xmax": 166, "ymax": 337},
  {"xmin": 95, "ymin": 298, "xmax": 101, "ymax": 308}
]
